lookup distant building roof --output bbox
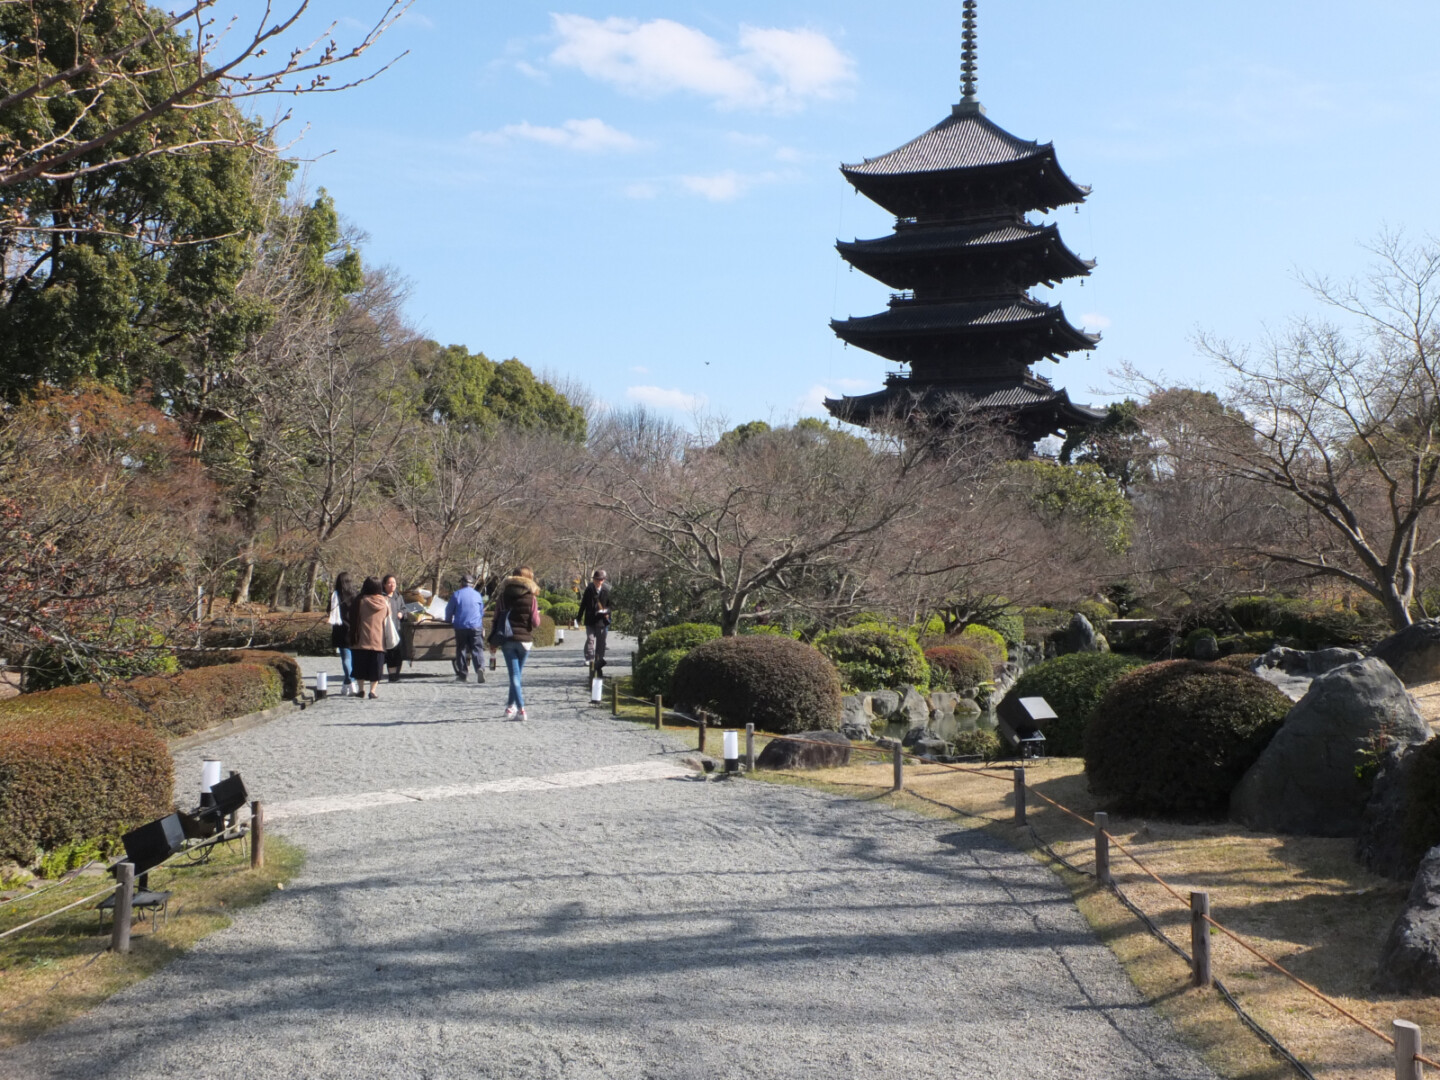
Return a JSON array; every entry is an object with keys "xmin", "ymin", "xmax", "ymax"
[
  {"xmin": 831, "ymin": 296, "xmax": 1099, "ymax": 362},
  {"xmin": 823, "ymin": 379, "xmax": 1107, "ymax": 435},
  {"xmin": 843, "ymin": 104, "xmax": 1051, "ymax": 176}
]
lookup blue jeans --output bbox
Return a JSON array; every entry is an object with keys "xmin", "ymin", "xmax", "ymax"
[
  {"xmin": 501, "ymin": 641, "xmax": 529, "ymax": 709},
  {"xmin": 338, "ymin": 647, "xmax": 354, "ymax": 684}
]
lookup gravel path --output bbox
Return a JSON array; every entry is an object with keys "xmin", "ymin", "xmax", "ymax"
[{"xmin": 7, "ymin": 636, "xmax": 1215, "ymax": 1080}]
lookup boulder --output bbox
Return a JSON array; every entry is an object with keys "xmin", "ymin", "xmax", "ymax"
[
  {"xmin": 927, "ymin": 691, "xmax": 961, "ymax": 722},
  {"xmin": 1232, "ymin": 659, "xmax": 1431, "ymax": 836},
  {"xmin": 1371, "ymin": 619, "xmax": 1440, "ymax": 686},
  {"xmin": 1060, "ymin": 613, "xmax": 1109, "ymax": 655},
  {"xmin": 1357, "ymin": 745, "xmax": 1423, "ymax": 880},
  {"xmin": 1251, "ymin": 646, "xmax": 1316, "ymax": 701},
  {"xmin": 897, "ymin": 685, "xmax": 930, "ymax": 729},
  {"xmin": 1191, "ymin": 635, "xmax": 1221, "ymax": 662},
  {"xmin": 868, "ymin": 690, "xmax": 900, "ymax": 720},
  {"xmin": 1376, "ymin": 846, "xmax": 1440, "ymax": 993},
  {"xmin": 1308, "ymin": 647, "xmax": 1365, "ymax": 675},
  {"xmin": 754, "ymin": 730, "xmax": 852, "ymax": 771},
  {"xmin": 841, "ymin": 722, "xmax": 872, "ymax": 742},
  {"xmin": 913, "ymin": 737, "xmax": 948, "ymax": 758},
  {"xmin": 840, "ymin": 694, "xmax": 872, "ymax": 734}
]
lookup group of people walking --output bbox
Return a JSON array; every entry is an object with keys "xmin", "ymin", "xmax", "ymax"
[{"xmin": 326, "ymin": 565, "xmax": 606, "ymax": 722}]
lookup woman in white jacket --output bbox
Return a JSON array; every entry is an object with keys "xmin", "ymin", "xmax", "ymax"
[{"xmin": 328, "ymin": 571, "xmax": 359, "ymax": 694}]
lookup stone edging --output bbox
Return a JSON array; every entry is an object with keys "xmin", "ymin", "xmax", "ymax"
[{"xmin": 169, "ymin": 695, "xmax": 323, "ymax": 752}]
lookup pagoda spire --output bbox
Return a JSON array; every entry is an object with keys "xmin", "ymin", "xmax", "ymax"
[{"xmin": 960, "ymin": 0, "xmax": 979, "ymax": 105}]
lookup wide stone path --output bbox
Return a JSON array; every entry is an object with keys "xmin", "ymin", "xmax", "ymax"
[{"xmin": 7, "ymin": 636, "xmax": 1214, "ymax": 1080}]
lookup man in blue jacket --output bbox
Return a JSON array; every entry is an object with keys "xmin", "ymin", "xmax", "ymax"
[{"xmin": 445, "ymin": 574, "xmax": 486, "ymax": 683}]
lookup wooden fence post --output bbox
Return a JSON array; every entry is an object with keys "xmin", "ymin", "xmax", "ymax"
[
  {"xmin": 654, "ymin": 695, "xmax": 663, "ymax": 730},
  {"xmin": 1013, "ymin": 767, "xmax": 1027, "ymax": 825},
  {"xmin": 698, "ymin": 716, "xmax": 707, "ymax": 753},
  {"xmin": 1094, "ymin": 811, "xmax": 1111, "ymax": 885},
  {"xmin": 892, "ymin": 743, "xmax": 903, "ymax": 792},
  {"xmin": 611, "ymin": 682, "xmax": 619, "ymax": 716},
  {"xmin": 111, "ymin": 861, "xmax": 134, "ymax": 955},
  {"xmin": 1190, "ymin": 891, "xmax": 1212, "ymax": 987},
  {"xmin": 1394, "ymin": 1020, "xmax": 1423, "ymax": 1080},
  {"xmin": 251, "ymin": 800, "xmax": 265, "ymax": 870},
  {"xmin": 745, "ymin": 723, "xmax": 755, "ymax": 771}
]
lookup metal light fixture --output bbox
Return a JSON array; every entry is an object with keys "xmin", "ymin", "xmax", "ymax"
[
  {"xmin": 999, "ymin": 696, "xmax": 1053, "ymax": 759},
  {"xmin": 119, "ymin": 813, "xmax": 185, "ymax": 891}
]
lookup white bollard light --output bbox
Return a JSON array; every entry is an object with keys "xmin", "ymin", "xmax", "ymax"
[
  {"xmin": 201, "ymin": 758, "xmax": 222, "ymax": 805},
  {"xmin": 591, "ymin": 677, "xmax": 603, "ymax": 703},
  {"xmin": 315, "ymin": 671, "xmax": 328, "ymax": 699},
  {"xmin": 723, "ymin": 730, "xmax": 740, "ymax": 774},
  {"xmin": 556, "ymin": 628, "xmax": 565, "ymax": 644}
]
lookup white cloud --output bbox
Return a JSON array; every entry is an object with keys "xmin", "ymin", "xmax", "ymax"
[
  {"xmin": 481, "ymin": 118, "xmax": 641, "ymax": 153},
  {"xmin": 1080, "ymin": 312, "xmax": 1112, "ymax": 331},
  {"xmin": 549, "ymin": 15, "xmax": 854, "ymax": 112},
  {"xmin": 799, "ymin": 379, "xmax": 873, "ymax": 414},
  {"xmin": 681, "ymin": 170, "xmax": 747, "ymax": 201},
  {"xmin": 514, "ymin": 60, "xmax": 549, "ymax": 82},
  {"xmin": 627, "ymin": 385, "xmax": 706, "ymax": 411}
]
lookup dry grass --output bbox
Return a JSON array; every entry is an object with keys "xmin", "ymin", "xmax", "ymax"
[
  {"xmin": 751, "ymin": 752, "xmax": 1431, "ymax": 1080},
  {"xmin": 0, "ymin": 836, "xmax": 302, "ymax": 1047}
]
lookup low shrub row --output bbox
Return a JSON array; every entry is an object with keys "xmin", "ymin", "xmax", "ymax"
[
  {"xmin": 181, "ymin": 649, "xmax": 303, "ymax": 700},
  {"xmin": 672, "ymin": 636, "xmax": 842, "ymax": 735},
  {"xmin": 0, "ymin": 716, "xmax": 173, "ymax": 865},
  {"xmin": 638, "ymin": 623, "xmax": 721, "ymax": 660}
]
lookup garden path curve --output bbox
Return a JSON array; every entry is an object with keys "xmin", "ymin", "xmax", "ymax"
[{"xmin": 5, "ymin": 636, "xmax": 1214, "ymax": 1080}]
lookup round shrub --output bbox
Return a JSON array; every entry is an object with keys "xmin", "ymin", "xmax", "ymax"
[
  {"xmin": 1083, "ymin": 660, "xmax": 1292, "ymax": 816},
  {"xmin": 533, "ymin": 613, "xmax": 557, "ymax": 647},
  {"xmin": 549, "ymin": 601, "xmax": 580, "ymax": 624},
  {"xmin": 924, "ymin": 646, "xmax": 992, "ymax": 691},
  {"xmin": 671, "ymin": 637, "xmax": 842, "ymax": 735},
  {"xmin": 1218, "ymin": 653, "xmax": 1261, "ymax": 670},
  {"xmin": 1003, "ymin": 653, "xmax": 1146, "ymax": 757},
  {"xmin": 639, "ymin": 622, "xmax": 722, "ymax": 661},
  {"xmin": 1183, "ymin": 627, "xmax": 1219, "ymax": 658},
  {"xmin": 954, "ymin": 625, "xmax": 1007, "ymax": 666},
  {"xmin": 952, "ymin": 729, "xmax": 1001, "ymax": 759},
  {"xmin": 634, "ymin": 648, "xmax": 688, "ymax": 700},
  {"xmin": 814, "ymin": 626, "xmax": 929, "ymax": 692}
]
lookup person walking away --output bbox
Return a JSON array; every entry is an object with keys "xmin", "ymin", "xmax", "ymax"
[
  {"xmin": 351, "ymin": 577, "xmax": 390, "ymax": 699},
  {"xmin": 445, "ymin": 573, "xmax": 486, "ymax": 683},
  {"xmin": 493, "ymin": 566, "xmax": 541, "ymax": 720},
  {"xmin": 382, "ymin": 574, "xmax": 405, "ymax": 683},
  {"xmin": 329, "ymin": 571, "xmax": 359, "ymax": 695},
  {"xmin": 577, "ymin": 569, "xmax": 613, "ymax": 676}
]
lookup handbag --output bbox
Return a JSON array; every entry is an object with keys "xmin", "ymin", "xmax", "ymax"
[
  {"xmin": 487, "ymin": 607, "xmax": 512, "ymax": 646},
  {"xmin": 382, "ymin": 613, "xmax": 400, "ymax": 651}
]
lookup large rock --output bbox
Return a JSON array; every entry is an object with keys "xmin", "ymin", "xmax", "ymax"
[
  {"xmin": 1232, "ymin": 659, "xmax": 1431, "ymax": 836},
  {"xmin": 927, "ymin": 691, "xmax": 961, "ymax": 723},
  {"xmin": 754, "ymin": 730, "xmax": 852, "ymax": 770},
  {"xmin": 1060, "ymin": 613, "xmax": 1109, "ymax": 655},
  {"xmin": 868, "ymin": 690, "xmax": 900, "ymax": 720},
  {"xmin": 1308, "ymin": 647, "xmax": 1365, "ymax": 674},
  {"xmin": 1376, "ymin": 846, "xmax": 1440, "ymax": 993},
  {"xmin": 840, "ymin": 694, "xmax": 872, "ymax": 736},
  {"xmin": 1191, "ymin": 634, "xmax": 1220, "ymax": 662},
  {"xmin": 896, "ymin": 685, "xmax": 930, "ymax": 730},
  {"xmin": 1357, "ymin": 745, "xmax": 1423, "ymax": 880},
  {"xmin": 1371, "ymin": 619, "xmax": 1440, "ymax": 686}
]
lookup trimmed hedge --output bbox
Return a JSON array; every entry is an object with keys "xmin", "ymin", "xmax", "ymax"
[
  {"xmin": 924, "ymin": 646, "xmax": 992, "ymax": 691},
  {"xmin": 0, "ymin": 716, "xmax": 173, "ymax": 865},
  {"xmin": 671, "ymin": 637, "xmax": 842, "ymax": 735},
  {"xmin": 814, "ymin": 626, "xmax": 929, "ymax": 692},
  {"xmin": 550, "ymin": 601, "xmax": 580, "ymax": 624},
  {"xmin": 634, "ymin": 648, "xmax": 688, "ymax": 700},
  {"xmin": 1002, "ymin": 653, "xmax": 1146, "ymax": 757},
  {"xmin": 182, "ymin": 649, "xmax": 302, "ymax": 699},
  {"xmin": 954, "ymin": 625, "xmax": 1007, "ymax": 666},
  {"xmin": 1084, "ymin": 660, "xmax": 1292, "ymax": 816},
  {"xmin": 0, "ymin": 663, "xmax": 284, "ymax": 738},
  {"xmin": 639, "ymin": 623, "xmax": 722, "ymax": 661}
]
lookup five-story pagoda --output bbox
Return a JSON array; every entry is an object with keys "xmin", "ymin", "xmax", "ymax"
[{"xmin": 826, "ymin": 1, "xmax": 1104, "ymax": 446}]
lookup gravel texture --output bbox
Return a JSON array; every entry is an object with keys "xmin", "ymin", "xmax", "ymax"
[{"xmin": 7, "ymin": 635, "xmax": 1214, "ymax": 1080}]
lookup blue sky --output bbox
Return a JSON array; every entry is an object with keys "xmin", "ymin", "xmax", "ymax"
[{"xmin": 278, "ymin": 1, "xmax": 1440, "ymax": 426}]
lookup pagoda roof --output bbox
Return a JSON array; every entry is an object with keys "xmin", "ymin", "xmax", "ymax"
[
  {"xmin": 840, "ymin": 103, "xmax": 1089, "ymax": 216},
  {"xmin": 824, "ymin": 378, "xmax": 1106, "ymax": 434},
  {"xmin": 837, "ymin": 219, "xmax": 1093, "ymax": 288},
  {"xmin": 831, "ymin": 295, "xmax": 1100, "ymax": 363}
]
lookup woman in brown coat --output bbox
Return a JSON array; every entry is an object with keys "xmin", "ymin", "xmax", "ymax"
[{"xmin": 351, "ymin": 576, "xmax": 391, "ymax": 699}]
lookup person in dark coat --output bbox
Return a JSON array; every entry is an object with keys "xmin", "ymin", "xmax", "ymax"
[
  {"xmin": 351, "ymin": 576, "xmax": 390, "ymax": 699},
  {"xmin": 328, "ymin": 571, "xmax": 359, "ymax": 695},
  {"xmin": 382, "ymin": 575, "xmax": 404, "ymax": 682},
  {"xmin": 493, "ymin": 567, "xmax": 541, "ymax": 720},
  {"xmin": 577, "ymin": 569, "xmax": 613, "ymax": 675}
]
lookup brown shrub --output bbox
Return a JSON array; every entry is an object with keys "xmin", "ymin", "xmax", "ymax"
[{"xmin": 181, "ymin": 649, "xmax": 302, "ymax": 699}]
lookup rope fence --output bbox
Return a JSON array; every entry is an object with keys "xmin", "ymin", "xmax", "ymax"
[{"xmin": 592, "ymin": 678, "xmax": 1434, "ymax": 1078}]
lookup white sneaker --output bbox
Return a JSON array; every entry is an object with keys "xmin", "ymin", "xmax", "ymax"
[
  {"xmin": 504, "ymin": 705, "xmax": 517, "ymax": 719},
  {"xmin": 517, "ymin": 708, "xmax": 527, "ymax": 721},
  {"xmin": 340, "ymin": 681, "xmax": 353, "ymax": 696}
]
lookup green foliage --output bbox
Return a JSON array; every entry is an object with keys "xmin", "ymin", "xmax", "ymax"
[
  {"xmin": 952, "ymin": 729, "xmax": 1002, "ymax": 760},
  {"xmin": 0, "ymin": 715, "xmax": 173, "ymax": 865},
  {"xmin": 1221, "ymin": 595, "xmax": 1377, "ymax": 649},
  {"xmin": 917, "ymin": 614, "xmax": 946, "ymax": 639},
  {"xmin": 1084, "ymin": 660, "xmax": 1292, "ymax": 816},
  {"xmin": 414, "ymin": 342, "xmax": 586, "ymax": 440},
  {"xmin": 1183, "ymin": 628, "xmax": 1219, "ymax": 657},
  {"xmin": 978, "ymin": 610, "xmax": 1025, "ymax": 648},
  {"xmin": 1005, "ymin": 460, "xmax": 1133, "ymax": 553},
  {"xmin": 740, "ymin": 624, "xmax": 801, "ymax": 638},
  {"xmin": 954, "ymin": 625, "xmax": 1007, "ymax": 666},
  {"xmin": 532, "ymin": 614, "xmax": 557, "ymax": 647},
  {"xmin": 1059, "ymin": 399, "xmax": 1149, "ymax": 493},
  {"xmin": 1004, "ymin": 653, "xmax": 1147, "ymax": 757},
  {"xmin": 1217, "ymin": 632, "xmax": 1276, "ymax": 656},
  {"xmin": 23, "ymin": 637, "xmax": 179, "ymax": 692},
  {"xmin": 671, "ymin": 637, "xmax": 842, "ymax": 735},
  {"xmin": 633, "ymin": 648, "xmax": 688, "ymax": 700},
  {"xmin": 924, "ymin": 646, "xmax": 993, "ymax": 691},
  {"xmin": 1022, "ymin": 606, "xmax": 1070, "ymax": 644},
  {"xmin": 638, "ymin": 623, "xmax": 722, "ymax": 661},
  {"xmin": 814, "ymin": 627, "xmax": 930, "ymax": 692},
  {"xmin": 549, "ymin": 601, "xmax": 580, "ymax": 624},
  {"xmin": 37, "ymin": 835, "xmax": 117, "ymax": 879}
]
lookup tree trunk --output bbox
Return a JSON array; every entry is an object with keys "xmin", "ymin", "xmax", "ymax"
[
  {"xmin": 720, "ymin": 597, "xmax": 744, "ymax": 637},
  {"xmin": 231, "ymin": 544, "xmax": 256, "ymax": 605},
  {"xmin": 302, "ymin": 557, "xmax": 322, "ymax": 613},
  {"xmin": 270, "ymin": 566, "xmax": 287, "ymax": 611},
  {"xmin": 1383, "ymin": 585, "xmax": 1415, "ymax": 630}
]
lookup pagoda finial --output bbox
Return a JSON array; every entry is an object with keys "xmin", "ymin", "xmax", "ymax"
[{"xmin": 960, "ymin": 0, "xmax": 979, "ymax": 104}]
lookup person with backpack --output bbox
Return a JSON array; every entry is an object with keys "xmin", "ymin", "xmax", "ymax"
[
  {"xmin": 577, "ymin": 569, "xmax": 614, "ymax": 676},
  {"xmin": 490, "ymin": 566, "xmax": 541, "ymax": 720}
]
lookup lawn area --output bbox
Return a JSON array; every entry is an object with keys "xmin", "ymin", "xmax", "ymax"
[{"xmin": 0, "ymin": 835, "xmax": 302, "ymax": 1048}]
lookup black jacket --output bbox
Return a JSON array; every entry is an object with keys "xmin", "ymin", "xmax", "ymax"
[{"xmin": 577, "ymin": 583, "xmax": 612, "ymax": 629}]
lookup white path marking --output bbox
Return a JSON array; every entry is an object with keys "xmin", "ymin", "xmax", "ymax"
[{"xmin": 267, "ymin": 759, "xmax": 690, "ymax": 821}]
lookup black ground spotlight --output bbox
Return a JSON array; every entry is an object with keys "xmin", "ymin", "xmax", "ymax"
[
  {"xmin": 998, "ymin": 696, "xmax": 1054, "ymax": 760},
  {"xmin": 119, "ymin": 813, "xmax": 185, "ymax": 891}
]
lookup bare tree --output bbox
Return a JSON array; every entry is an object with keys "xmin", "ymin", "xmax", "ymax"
[{"xmin": 1196, "ymin": 233, "xmax": 1440, "ymax": 628}]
